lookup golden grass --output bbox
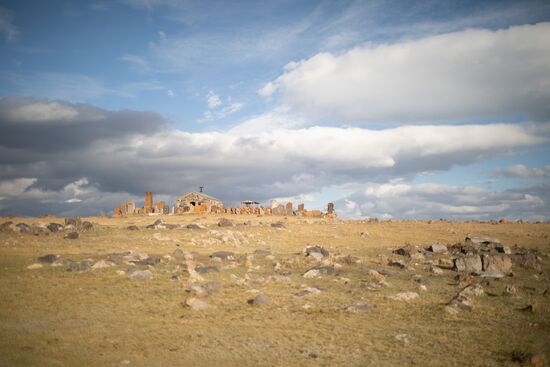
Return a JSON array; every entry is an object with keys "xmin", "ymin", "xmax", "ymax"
[{"xmin": 0, "ymin": 215, "xmax": 549, "ymax": 366}]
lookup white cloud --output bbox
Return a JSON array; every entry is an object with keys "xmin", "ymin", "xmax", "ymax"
[
  {"xmin": 167, "ymin": 89, "xmax": 175, "ymax": 97},
  {"xmin": 207, "ymin": 91, "xmax": 222, "ymax": 109},
  {"xmin": 0, "ymin": 178, "xmax": 37, "ymax": 197},
  {"xmin": 336, "ymin": 182, "xmax": 548, "ymax": 220},
  {"xmin": 0, "ymin": 7, "xmax": 19, "ymax": 42},
  {"xmin": 7, "ymin": 101, "xmax": 80, "ymax": 122},
  {"xmin": 495, "ymin": 164, "xmax": 550, "ymax": 178},
  {"xmin": 263, "ymin": 22, "xmax": 550, "ymax": 123}
]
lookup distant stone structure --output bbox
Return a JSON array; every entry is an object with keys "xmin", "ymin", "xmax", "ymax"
[
  {"xmin": 174, "ymin": 191, "xmax": 224, "ymax": 214},
  {"xmin": 113, "ymin": 191, "xmax": 335, "ymax": 218}
]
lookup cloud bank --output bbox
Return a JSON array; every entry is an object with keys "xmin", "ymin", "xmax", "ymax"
[
  {"xmin": 262, "ymin": 22, "xmax": 550, "ymax": 123},
  {"xmin": 0, "ymin": 96, "xmax": 548, "ymax": 218}
]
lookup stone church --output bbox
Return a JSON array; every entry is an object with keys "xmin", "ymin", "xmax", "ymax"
[{"xmin": 174, "ymin": 191, "xmax": 223, "ymax": 213}]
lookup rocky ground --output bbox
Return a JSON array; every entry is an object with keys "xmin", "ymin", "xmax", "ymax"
[{"xmin": 0, "ymin": 215, "xmax": 549, "ymax": 366}]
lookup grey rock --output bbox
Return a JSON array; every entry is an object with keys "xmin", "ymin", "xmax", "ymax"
[
  {"xmin": 195, "ymin": 265, "xmax": 220, "ymax": 274},
  {"xmin": 218, "ymin": 218, "xmax": 234, "ymax": 227},
  {"xmin": 465, "ymin": 236, "xmax": 500, "ymax": 246},
  {"xmin": 185, "ymin": 297, "xmax": 209, "ymax": 310},
  {"xmin": 135, "ymin": 256, "xmax": 161, "ymax": 266},
  {"xmin": 15, "ymin": 223, "xmax": 32, "ymax": 233},
  {"xmin": 453, "ymin": 255, "xmax": 482, "ymax": 273},
  {"xmin": 81, "ymin": 221, "xmax": 94, "ymax": 231},
  {"xmin": 270, "ymin": 221, "xmax": 285, "ymax": 228},
  {"xmin": 512, "ymin": 252, "xmax": 542, "ymax": 270},
  {"xmin": 248, "ymin": 294, "xmax": 270, "ymax": 306},
  {"xmin": 429, "ymin": 243, "xmax": 448, "ymax": 254},
  {"xmin": 186, "ymin": 223, "xmax": 203, "ymax": 230},
  {"xmin": 304, "ymin": 245, "xmax": 329, "ymax": 258},
  {"xmin": 495, "ymin": 244, "xmax": 512, "ymax": 254},
  {"xmin": 481, "ymin": 254, "xmax": 512, "ymax": 273},
  {"xmin": 210, "ymin": 251, "xmax": 235, "ymax": 261},
  {"xmin": 64, "ymin": 217, "xmax": 82, "ymax": 228},
  {"xmin": 445, "ymin": 284, "xmax": 484, "ymax": 313},
  {"xmin": 67, "ymin": 260, "xmax": 92, "ymax": 272},
  {"xmin": 295, "ymin": 286, "xmax": 323, "ymax": 297},
  {"xmin": 128, "ymin": 270, "xmax": 154, "ymax": 281},
  {"xmin": 127, "ymin": 225, "xmax": 139, "ymax": 231},
  {"xmin": 345, "ymin": 303, "xmax": 375, "ymax": 313},
  {"xmin": 388, "ymin": 260, "xmax": 408, "ymax": 269},
  {"xmin": 391, "ymin": 292, "xmax": 419, "ymax": 302},
  {"xmin": 64, "ymin": 231, "xmax": 79, "ymax": 239},
  {"xmin": 393, "ymin": 244, "xmax": 421, "ymax": 257},
  {"xmin": 47, "ymin": 223, "xmax": 64, "ymax": 232},
  {"xmin": 0, "ymin": 221, "xmax": 13, "ymax": 231},
  {"xmin": 38, "ymin": 254, "xmax": 59, "ymax": 264}
]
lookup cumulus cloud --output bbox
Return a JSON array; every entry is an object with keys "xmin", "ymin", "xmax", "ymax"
[
  {"xmin": 207, "ymin": 91, "xmax": 222, "ymax": 109},
  {"xmin": 495, "ymin": 164, "xmax": 550, "ymax": 178},
  {"xmin": 0, "ymin": 96, "xmax": 548, "ymax": 217},
  {"xmin": 335, "ymin": 182, "xmax": 549, "ymax": 221},
  {"xmin": 262, "ymin": 22, "xmax": 550, "ymax": 123},
  {"xmin": 201, "ymin": 91, "xmax": 244, "ymax": 122}
]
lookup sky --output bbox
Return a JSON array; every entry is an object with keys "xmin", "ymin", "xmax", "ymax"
[{"xmin": 0, "ymin": 0, "xmax": 549, "ymax": 220}]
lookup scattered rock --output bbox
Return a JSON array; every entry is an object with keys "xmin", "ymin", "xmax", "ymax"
[
  {"xmin": 218, "ymin": 218, "xmax": 234, "ymax": 227},
  {"xmin": 368, "ymin": 269, "xmax": 386, "ymax": 282},
  {"xmin": 186, "ymin": 223, "xmax": 204, "ymax": 230},
  {"xmin": 64, "ymin": 217, "xmax": 82, "ymax": 229},
  {"xmin": 38, "ymin": 254, "xmax": 59, "ymax": 264},
  {"xmin": 27, "ymin": 263, "xmax": 43, "ymax": 270},
  {"xmin": 303, "ymin": 269, "xmax": 321, "ymax": 278},
  {"xmin": 195, "ymin": 265, "xmax": 220, "ymax": 274},
  {"xmin": 465, "ymin": 236, "xmax": 500, "ymax": 246},
  {"xmin": 67, "ymin": 260, "xmax": 92, "ymax": 272},
  {"xmin": 388, "ymin": 260, "xmax": 407, "ymax": 269},
  {"xmin": 81, "ymin": 221, "xmax": 94, "ymax": 231},
  {"xmin": 445, "ymin": 284, "xmax": 484, "ymax": 313},
  {"xmin": 47, "ymin": 223, "xmax": 64, "ymax": 232},
  {"xmin": 128, "ymin": 270, "xmax": 154, "ymax": 281},
  {"xmin": 127, "ymin": 225, "xmax": 139, "ymax": 231},
  {"xmin": 15, "ymin": 223, "xmax": 32, "ymax": 234},
  {"xmin": 135, "ymin": 256, "xmax": 161, "ymax": 266},
  {"xmin": 429, "ymin": 243, "xmax": 448, "ymax": 254},
  {"xmin": 453, "ymin": 255, "xmax": 482, "ymax": 273},
  {"xmin": 391, "ymin": 292, "xmax": 419, "ymax": 302},
  {"xmin": 270, "ymin": 221, "xmax": 286, "ymax": 228},
  {"xmin": 519, "ymin": 303, "xmax": 543, "ymax": 313},
  {"xmin": 64, "ymin": 231, "xmax": 79, "ymax": 239},
  {"xmin": 185, "ymin": 297, "xmax": 209, "ymax": 310},
  {"xmin": 210, "ymin": 251, "xmax": 235, "ymax": 261},
  {"xmin": 345, "ymin": 303, "xmax": 375, "ymax": 313},
  {"xmin": 248, "ymin": 294, "xmax": 270, "ymax": 306},
  {"xmin": 393, "ymin": 244, "xmax": 421, "ymax": 257},
  {"xmin": 254, "ymin": 248, "xmax": 272, "ymax": 256},
  {"xmin": 495, "ymin": 244, "xmax": 512, "ymax": 254},
  {"xmin": 295, "ymin": 287, "xmax": 323, "ymax": 297},
  {"xmin": 304, "ymin": 245, "xmax": 329, "ymax": 259},
  {"xmin": 92, "ymin": 260, "xmax": 114, "ymax": 269},
  {"xmin": 0, "ymin": 221, "xmax": 13, "ymax": 231},
  {"xmin": 512, "ymin": 252, "xmax": 542, "ymax": 271}
]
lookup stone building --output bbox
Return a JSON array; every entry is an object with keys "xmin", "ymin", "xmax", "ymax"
[{"xmin": 174, "ymin": 192, "xmax": 223, "ymax": 214}]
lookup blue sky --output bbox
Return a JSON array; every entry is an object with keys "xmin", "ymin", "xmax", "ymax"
[{"xmin": 0, "ymin": 0, "xmax": 549, "ymax": 219}]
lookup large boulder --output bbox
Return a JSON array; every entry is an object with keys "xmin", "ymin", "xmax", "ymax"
[
  {"xmin": 47, "ymin": 223, "xmax": 64, "ymax": 232},
  {"xmin": 64, "ymin": 217, "xmax": 82, "ymax": 228},
  {"xmin": 453, "ymin": 255, "xmax": 482, "ymax": 273},
  {"xmin": 218, "ymin": 218, "xmax": 234, "ymax": 227},
  {"xmin": 481, "ymin": 254, "xmax": 512, "ymax": 273}
]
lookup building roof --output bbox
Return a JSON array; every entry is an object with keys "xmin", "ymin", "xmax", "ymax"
[{"xmin": 177, "ymin": 191, "xmax": 222, "ymax": 202}]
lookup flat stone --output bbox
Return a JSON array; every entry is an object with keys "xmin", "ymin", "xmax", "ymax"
[
  {"xmin": 15, "ymin": 223, "xmax": 32, "ymax": 233},
  {"xmin": 64, "ymin": 231, "xmax": 79, "ymax": 239},
  {"xmin": 210, "ymin": 251, "xmax": 235, "ymax": 261},
  {"xmin": 92, "ymin": 260, "xmax": 114, "ymax": 269},
  {"xmin": 248, "ymin": 294, "xmax": 270, "ymax": 306},
  {"xmin": 392, "ymin": 245, "xmax": 420, "ymax": 257},
  {"xmin": 127, "ymin": 225, "xmax": 139, "ymax": 231},
  {"xmin": 270, "ymin": 221, "xmax": 285, "ymax": 228},
  {"xmin": 38, "ymin": 254, "xmax": 59, "ymax": 264},
  {"xmin": 295, "ymin": 287, "xmax": 323, "ymax": 297},
  {"xmin": 186, "ymin": 224, "xmax": 204, "ymax": 230},
  {"xmin": 465, "ymin": 236, "xmax": 500, "ymax": 246},
  {"xmin": 185, "ymin": 297, "xmax": 209, "ymax": 310},
  {"xmin": 388, "ymin": 260, "xmax": 407, "ymax": 269},
  {"xmin": 27, "ymin": 263, "xmax": 43, "ymax": 270},
  {"xmin": 67, "ymin": 260, "xmax": 92, "ymax": 272},
  {"xmin": 391, "ymin": 292, "xmax": 419, "ymax": 302},
  {"xmin": 303, "ymin": 269, "xmax": 321, "ymax": 278},
  {"xmin": 128, "ymin": 270, "xmax": 154, "ymax": 281},
  {"xmin": 472, "ymin": 271, "xmax": 505, "ymax": 278},
  {"xmin": 195, "ymin": 265, "xmax": 220, "ymax": 274},
  {"xmin": 218, "ymin": 218, "xmax": 234, "ymax": 227},
  {"xmin": 304, "ymin": 245, "xmax": 329, "ymax": 258},
  {"xmin": 429, "ymin": 243, "xmax": 448, "ymax": 254},
  {"xmin": 345, "ymin": 303, "xmax": 375, "ymax": 313}
]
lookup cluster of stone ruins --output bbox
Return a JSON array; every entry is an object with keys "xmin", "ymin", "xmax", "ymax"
[{"xmin": 114, "ymin": 191, "xmax": 335, "ymax": 218}]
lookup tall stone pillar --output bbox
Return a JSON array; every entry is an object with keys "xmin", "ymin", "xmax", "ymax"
[
  {"xmin": 327, "ymin": 202, "xmax": 334, "ymax": 214},
  {"xmin": 145, "ymin": 192, "xmax": 153, "ymax": 213}
]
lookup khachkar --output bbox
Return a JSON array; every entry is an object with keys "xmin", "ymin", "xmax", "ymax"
[{"xmin": 145, "ymin": 192, "xmax": 153, "ymax": 213}]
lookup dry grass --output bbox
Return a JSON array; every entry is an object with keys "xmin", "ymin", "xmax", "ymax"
[{"xmin": 0, "ymin": 215, "xmax": 549, "ymax": 366}]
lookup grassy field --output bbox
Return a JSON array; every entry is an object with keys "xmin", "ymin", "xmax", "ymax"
[{"xmin": 0, "ymin": 215, "xmax": 549, "ymax": 366}]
